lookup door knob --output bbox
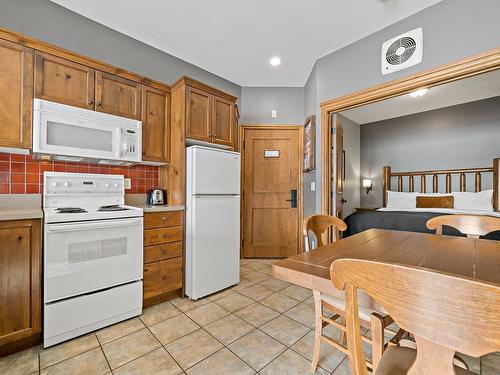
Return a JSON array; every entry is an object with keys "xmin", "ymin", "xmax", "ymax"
[{"xmin": 341, "ymin": 198, "xmax": 347, "ymax": 204}]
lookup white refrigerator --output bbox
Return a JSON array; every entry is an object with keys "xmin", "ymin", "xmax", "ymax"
[{"xmin": 185, "ymin": 146, "xmax": 240, "ymax": 299}]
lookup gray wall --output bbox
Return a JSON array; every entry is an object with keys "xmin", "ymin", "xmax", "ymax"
[
  {"xmin": 338, "ymin": 115, "xmax": 360, "ymax": 217},
  {"xmin": 308, "ymin": 0, "xmax": 500, "ymax": 213},
  {"xmin": 0, "ymin": 0, "xmax": 240, "ymax": 98},
  {"xmin": 360, "ymin": 96, "xmax": 500, "ymax": 208},
  {"xmin": 239, "ymin": 87, "xmax": 304, "ymax": 125}
]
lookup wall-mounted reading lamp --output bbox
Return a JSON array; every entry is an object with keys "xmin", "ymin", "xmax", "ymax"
[{"xmin": 363, "ymin": 179, "xmax": 373, "ymax": 194}]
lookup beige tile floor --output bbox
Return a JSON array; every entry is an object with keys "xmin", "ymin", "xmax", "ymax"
[{"xmin": 1, "ymin": 258, "xmax": 499, "ymax": 374}]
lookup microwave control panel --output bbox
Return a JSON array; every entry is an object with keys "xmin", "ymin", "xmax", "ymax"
[{"xmin": 121, "ymin": 129, "xmax": 140, "ymax": 158}]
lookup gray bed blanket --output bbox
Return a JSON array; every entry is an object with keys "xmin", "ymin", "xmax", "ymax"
[{"xmin": 344, "ymin": 210, "xmax": 500, "ymax": 241}]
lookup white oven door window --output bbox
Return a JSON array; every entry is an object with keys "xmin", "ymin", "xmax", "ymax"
[{"xmin": 45, "ymin": 218, "xmax": 143, "ymax": 303}]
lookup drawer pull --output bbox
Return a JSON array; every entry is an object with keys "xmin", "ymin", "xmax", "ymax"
[
  {"xmin": 161, "ymin": 275, "xmax": 167, "ymax": 280},
  {"xmin": 162, "ymin": 234, "xmax": 170, "ymax": 238},
  {"xmin": 162, "ymin": 250, "xmax": 168, "ymax": 254},
  {"xmin": 162, "ymin": 217, "xmax": 168, "ymax": 221}
]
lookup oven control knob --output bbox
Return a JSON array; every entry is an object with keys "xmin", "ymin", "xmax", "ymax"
[
  {"xmin": 52, "ymin": 182, "xmax": 57, "ymax": 187},
  {"xmin": 104, "ymin": 183, "xmax": 110, "ymax": 188},
  {"xmin": 63, "ymin": 182, "xmax": 69, "ymax": 187},
  {"xmin": 114, "ymin": 183, "xmax": 119, "ymax": 188}
]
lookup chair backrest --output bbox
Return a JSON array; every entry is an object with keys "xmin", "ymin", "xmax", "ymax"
[
  {"xmin": 426, "ymin": 214, "xmax": 500, "ymax": 238},
  {"xmin": 303, "ymin": 214, "xmax": 347, "ymax": 250},
  {"xmin": 330, "ymin": 258, "xmax": 500, "ymax": 375}
]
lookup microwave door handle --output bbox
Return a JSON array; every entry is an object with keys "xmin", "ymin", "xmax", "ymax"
[
  {"xmin": 116, "ymin": 127, "xmax": 123, "ymax": 158},
  {"xmin": 47, "ymin": 218, "xmax": 142, "ymax": 233}
]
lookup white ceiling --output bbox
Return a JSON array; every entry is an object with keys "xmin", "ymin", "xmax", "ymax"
[
  {"xmin": 341, "ymin": 69, "xmax": 500, "ymax": 124},
  {"xmin": 51, "ymin": 0, "xmax": 442, "ymax": 87}
]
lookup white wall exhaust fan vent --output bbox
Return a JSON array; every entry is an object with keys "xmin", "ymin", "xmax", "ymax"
[{"xmin": 381, "ymin": 27, "xmax": 423, "ymax": 75}]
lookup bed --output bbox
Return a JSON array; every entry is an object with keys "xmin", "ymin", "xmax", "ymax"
[{"xmin": 344, "ymin": 159, "xmax": 500, "ymax": 240}]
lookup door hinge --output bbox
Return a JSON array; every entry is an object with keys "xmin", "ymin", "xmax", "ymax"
[
  {"xmin": 331, "ymin": 126, "xmax": 335, "ymax": 135},
  {"xmin": 241, "ymin": 239, "xmax": 244, "ymax": 247}
]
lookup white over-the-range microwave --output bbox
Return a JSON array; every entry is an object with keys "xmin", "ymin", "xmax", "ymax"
[{"xmin": 32, "ymin": 99, "xmax": 142, "ymax": 165}]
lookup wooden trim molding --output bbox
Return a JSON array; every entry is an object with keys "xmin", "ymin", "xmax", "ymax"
[
  {"xmin": 320, "ymin": 47, "xmax": 500, "ymax": 215},
  {"xmin": 0, "ymin": 28, "xmax": 170, "ymax": 92}
]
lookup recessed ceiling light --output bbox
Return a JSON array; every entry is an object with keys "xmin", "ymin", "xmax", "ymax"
[
  {"xmin": 270, "ymin": 57, "xmax": 281, "ymax": 66},
  {"xmin": 409, "ymin": 88, "xmax": 429, "ymax": 98}
]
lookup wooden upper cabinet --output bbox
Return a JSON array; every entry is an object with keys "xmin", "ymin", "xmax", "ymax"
[
  {"xmin": 95, "ymin": 71, "xmax": 141, "ymax": 119},
  {"xmin": 35, "ymin": 52, "xmax": 95, "ymax": 110},
  {"xmin": 0, "ymin": 220, "xmax": 41, "ymax": 349},
  {"xmin": 142, "ymin": 85, "xmax": 170, "ymax": 163},
  {"xmin": 0, "ymin": 39, "xmax": 33, "ymax": 149},
  {"xmin": 212, "ymin": 95, "xmax": 234, "ymax": 147},
  {"xmin": 186, "ymin": 86, "xmax": 212, "ymax": 142}
]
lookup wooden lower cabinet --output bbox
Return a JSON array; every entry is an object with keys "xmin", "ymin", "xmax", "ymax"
[
  {"xmin": 0, "ymin": 219, "xmax": 41, "ymax": 356},
  {"xmin": 143, "ymin": 211, "xmax": 184, "ymax": 306}
]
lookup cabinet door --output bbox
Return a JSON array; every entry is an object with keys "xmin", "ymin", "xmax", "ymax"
[
  {"xmin": 143, "ymin": 257, "xmax": 183, "ymax": 300},
  {"xmin": 142, "ymin": 86, "xmax": 170, "ymax": 163},
  {"xmin": 0, "ymin": 220, "xmax": 41, "ymax": 346},
  {"xmin": 212, "ymin": 95, "xmax": 234, "ymax": 147},
  {"xmin": 186, "ymin": 86, "xmax": 211, "ymax": 142},
  {"xmin": 0, "ymin": 40, "xmax": 33, "ymax": 149},
  {"xmin": 35, "ymin": 52, "xmax": 95, "ymax": 110},
  {"xmin": 95, "ymin": 71, "xmax": 141, "ymax": 119}
]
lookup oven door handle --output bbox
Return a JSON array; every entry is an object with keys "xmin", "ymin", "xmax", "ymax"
[{"xmin": 46, "ymin": 218, "xmax": 142, "ymax": 233}]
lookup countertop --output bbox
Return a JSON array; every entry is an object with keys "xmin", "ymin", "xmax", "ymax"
[
  {"xmin": 133, "ymin": 205, "xmax": 185, "ymax": 213},
  {"xmin": 0, "ymin": 194, "xmax": 43, "ymax": 221},
  {"xmin": 124, "ymin": 194, "xmax": 184, "ymax": 212}
]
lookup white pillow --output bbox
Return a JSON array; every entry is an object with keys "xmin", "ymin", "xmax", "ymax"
[
  {"xmin": 452, "ymin": 190, "xmax": 494, "ymax": 212},
  {"xmin": 386, "ymin": 191, "xmax": 417, "ymax": 209}
]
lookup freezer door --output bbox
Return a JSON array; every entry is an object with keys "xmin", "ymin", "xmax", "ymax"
[
  {"xmin": 185, "ymin": 195, "xmax": 240, "ymax": 299},
  {"xmin": 190, "ymin": 147, "xmax": 240, "ymax": 195}
]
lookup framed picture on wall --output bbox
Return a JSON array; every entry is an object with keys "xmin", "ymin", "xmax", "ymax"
[{"xmin": 303, "ymin": 115, "xmax": 315, "ymax": 172}]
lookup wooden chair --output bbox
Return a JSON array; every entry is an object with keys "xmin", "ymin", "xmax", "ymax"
[
  {"xmin": 304, "ymin": 215, "xmax": 396, "ymax": 373},
  {"xmin": 330, "ymin": 258, "xmax": 500, "ymax": 375},
  {"xmin": 426, "ymin": 214, "xmax": 500, "ymax": 239},
  {"xmin": 303, "ymin": 214, "xmax": 347, "ymax": 251}
]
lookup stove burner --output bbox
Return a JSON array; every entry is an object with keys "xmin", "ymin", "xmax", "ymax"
[
  {"xmin": 56, "ymin": 207, "xmax": 87, "ymax": 214},
  {"xmin": 97, "ymin": 205, "xmax": 130, "ymax": 212}
]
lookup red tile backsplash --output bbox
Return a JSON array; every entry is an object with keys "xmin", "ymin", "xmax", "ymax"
[{"xmin": 0, "ymin": 153, "xmax": 160, "ymax": 194}]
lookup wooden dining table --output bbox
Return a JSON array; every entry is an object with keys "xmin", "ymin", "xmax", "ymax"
[{"xmin": 272, "ymin": 228, "xmax": 500, "ymax": 373}]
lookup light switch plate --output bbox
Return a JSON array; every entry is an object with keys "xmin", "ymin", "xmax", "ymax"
[
  {"xmin": 124, "ymin": 178, "xmax": 131, "ymax": 189},
  {"xmin": 271, "ymin": 110, "xmax": 277, "ymax": 118},
  {"xmin": 310, "ymin": 181, "xmax": 316, "ymax": 192}
]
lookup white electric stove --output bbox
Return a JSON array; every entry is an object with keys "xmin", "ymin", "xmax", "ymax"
[{"xmin": 43, "ymin": 172, "xmax": 144, "ymax": 347}]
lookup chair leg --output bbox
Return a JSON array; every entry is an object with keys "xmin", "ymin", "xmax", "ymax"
[
  {"xmin": 311, "ymin": 290, "xmax": 322, "ymax": 373},
  {"xmin": 340, "ymin": 316, "xmax": 346, "ymax": 345}
]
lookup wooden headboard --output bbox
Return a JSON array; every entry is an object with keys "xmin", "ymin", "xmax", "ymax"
[{"xmin": 382, "ymin": 158, "xmax": 499, "ymax": 211}]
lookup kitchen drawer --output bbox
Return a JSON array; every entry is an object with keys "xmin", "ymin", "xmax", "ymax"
[
  {"xmin": 144, "ymin": 241, "xmax": 183, "ymax": 264},
  {"xmin": 144, "ymin": 226, "xmax": 182, "ymax": 246},
  {"xmin": 143, "ymin": 258, "xmax": 183, "ymax": 300},
  {"xmin": 144, "ymin": 211, "xmax": 183, "ymax": 229}
]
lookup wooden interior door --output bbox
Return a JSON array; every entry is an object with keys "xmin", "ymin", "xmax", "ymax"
[
  {"xmin": 333, "ymin": 117, "xmax": 344, "ymax": 218},
  {"xmin": 95, "ymin": 71, "xmax": 141, "ymax": 119},
  {"xmin": 0, "ymin": 39, "xmax": 33, "ymax": 149},
  {"xmin": 35, "ymin": 52, "xmax": 95, "ymax": 110},
  {"xmin": 186, "ymin": 86, "xmax": 212, "ymax": 142},
  {"xmin": 242, "ymin": 127, "xmax": 302, "ymax": 258},
  {"xmin": 141, "ymin": 85, "xmax": 170, "ymax": 163},
  {"xmin": 212, "ymin": 95, "xmax": 234, "ymax": 147}
]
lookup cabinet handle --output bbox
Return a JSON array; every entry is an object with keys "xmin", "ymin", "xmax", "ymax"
[
  {"xmin": 17, "ymin": 236, "xmax": 23, "ymax": 241},
  {"xmin": 88, "ymin": 99, "xmax": 94, "ymax": 105},
  {"xmin": 162, "ymin": 234, "xmax": 170, "ymax": 238},
  {"xmin": 162, "ymin": 250, "xmax": 168, "ymax": 255},
  {"xmin": 96, "ymin": 101, "xmax": 101, "ymax": 107},
  {"xmin": 161, "ymin": 275, "xmax": 167, "ymax": 280},
  {"xmin": 161, "ymin": 217, "xmax": 168, "ymax": 221},
  {"xmin": 65, "ymin": 74, "xmax": 72, "ymax": 79}
]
